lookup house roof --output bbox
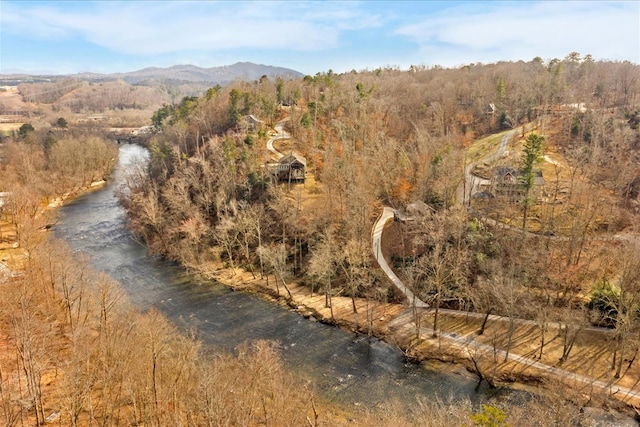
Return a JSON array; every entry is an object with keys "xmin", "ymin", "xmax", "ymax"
[
  {"xmin": 406, "ymin": 200, "xmax": 433, "ymax": 215},
  {"xmin": 246, "ymin": 114, "xmax": 264, "ymax": 123},
  {"xmin": 278, "ymin": 152, "xmax": 306, "ymax": 167},
  {"xmin": 495, "ymin": 167, "xmax": 543, "ymax": 181},
  {"xmin": 495, "ymin": 167, "xmax": 519, "ymax": 177},
  {"xmin": 394, "ymin": 200, "xmax": 436, "ymax": 222}
]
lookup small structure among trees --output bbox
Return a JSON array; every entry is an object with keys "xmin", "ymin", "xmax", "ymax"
[
  {"xmin": 492, "ymin": 167, "xmax": 545, "ymax": 202},
  {"xmin": 271, "ymin": 152, "xmax": 306, "ymax": 182},
  {"xmin": 394, "ymin": 200, "xmax": 434, "ymax": 222},
  {"xmin": 243, "ymin": 114, "xmax": 265, "ymax": 132}
]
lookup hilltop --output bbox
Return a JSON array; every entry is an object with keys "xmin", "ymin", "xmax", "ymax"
[
  {"xmin": 0, "ymin": 62, "xmax": 303, "ymax": 88},
  {"xmin": 0, "ymin": 62, "xmax": 304, "ymax": 128}
]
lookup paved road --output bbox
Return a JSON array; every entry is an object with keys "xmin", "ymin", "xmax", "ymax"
[
  {"xmin": 459, "ymin": 130, "xmax": 515, "ymax": 206},
  {"xmin": 458, "ymin": 128, "xmax": 636, "ymax": 243},
  {"xmin": 372, "ymin": 217, "xmax": 615, "ymax": 328},
  {"xmin": 262, "ymin": 115, "xmax": 640, "ymax": 404},
  {"xmin": 388, "ymin": 309, "xmax": 640, "ymax": 405},
  {"xmin": 373, "ymin": 125, "xmax": 640, "ymax": 405},
  {"xmin": 266, "ymin": 118, "xmax": 290, "ymax": 159},
  {"xmin": 371, "ymin": 207, "xmax": 429, "ymax": 308},
  {"xmin": 374, "ymin": 129, "xmax": 513, "ymax": 308}
]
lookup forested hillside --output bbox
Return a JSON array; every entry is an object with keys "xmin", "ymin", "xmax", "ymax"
[
  {"xmin": 14, "ymin": 79, "xmax": 171, "ymax": 114},
  {"xmin": 121, "ymin": 55, "xmax": 640, "ymax": 410},
  {"xmin": 125, "ymin": 54, "xmax": 639, "ymax": 314},
  {"xmin": 2, "ymin": 54, "xmax": 640, "ymax": 425},
  {"xmin": 0, "ymin": 121, "xmax": 616, "ymax": 427}
]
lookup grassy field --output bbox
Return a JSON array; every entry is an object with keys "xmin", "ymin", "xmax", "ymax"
[
  {"xmin": 0, "ymin": 122, "xmax": 24, "ymax": 134},
  {"xmin": 465, "ymin": 129, "xmax": 511, "ymax": 163}
]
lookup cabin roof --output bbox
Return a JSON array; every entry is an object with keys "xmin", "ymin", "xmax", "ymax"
[
  {"xmin": 495, "ymin": 167, "xmax": 543, "ymax": 181},
  {"xmin": 279, "ymin": 152, "xmax": 306, "ymax": 167},
  {"xmin": 246, "ymin": 114, "xmax": 264, "ymax": 123}
]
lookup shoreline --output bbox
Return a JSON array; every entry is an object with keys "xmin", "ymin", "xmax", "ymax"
[
  {"xmin": 0, "ymin": 179, "xmax": 110, "ymax": 267},
  {"xmin": 7, "ymin": 177, "xmax": 635, "ymax": 422},
  {"xmin": 202, "ymin": 262, "xmax": 640, "ymax": 420},
  {"xmin": 48, "ymin": 179, "xmax": 108, "ymax": 208}
]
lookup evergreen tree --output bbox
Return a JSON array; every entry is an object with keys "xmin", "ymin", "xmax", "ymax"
[{"xmin": 519, "ymin": 133, "xmax": 545, "ymax": 231}]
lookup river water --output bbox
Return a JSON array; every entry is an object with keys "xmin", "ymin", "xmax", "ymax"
[{"xmin": 53, "ymin": 144, "xmax": 505, "ymax": 411}]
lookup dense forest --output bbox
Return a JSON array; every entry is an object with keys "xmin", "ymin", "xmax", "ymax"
[
  {"xmin": 119, "ymin": 54, "xmax": 640, "ymax": 415},
  {"xmin": 125, "ymin": 54, "xmax": 640, "ymax": 328},
  {"xmin": 1, "ymin": 53, "xmax": 640, "ymax": 425}
]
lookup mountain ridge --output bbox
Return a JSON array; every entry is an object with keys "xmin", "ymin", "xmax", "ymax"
[{"xmin": 1, "ymin": 62, "xmax": 304, "ymax": 86}]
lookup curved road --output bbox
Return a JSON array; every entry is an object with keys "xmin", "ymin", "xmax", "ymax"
[
  {"xmin": 459, "ymin": 128, "xmax": 635, "ymax": 242},
  {"xmin": 371, "ymin": 208, "xmax": 429, "ymax": 308},
  {"xmin": 371, "ymin": 125, "xmax": 640, "ymax": 405},
  {"xmin": 266, "ymin": 116, "xmax": 427, "ymax": 308},
  {"xmin": 371, "ymin": 130, "xmax": 516, "ymax": 307},
  {"xmin": 460, "ymin": 130, "xmax": 515, "ymax": 206},
  {"xmin": 263, "ymin": 116, "xmax": 640, "ymax": 405},
  {"xmin": 266, "ymin": 118, "xmax": 290, "ymax": 160}
]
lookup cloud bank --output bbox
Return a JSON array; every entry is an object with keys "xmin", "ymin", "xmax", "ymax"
[
  {"xmin": 1, "ymin": 1, "xmax": 381, "ymax": 55},
  {"xmin": 394, "ymin": 1, "xmax": 640, "ymax": 66},
  {"xmin": 1, "ymin": 1, "xmax": 637, "ymax": 74}
]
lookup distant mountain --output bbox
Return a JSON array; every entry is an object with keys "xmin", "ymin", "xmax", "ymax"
[
  {"xmin": 0, "ymin": 62, "xmax": 305, "ymax": 100},
  {"xmin": 73, "ymin": 62, "xmax": 304, "ymax": 86}
]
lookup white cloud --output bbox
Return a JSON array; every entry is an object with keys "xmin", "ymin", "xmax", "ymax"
[
  {"xmin": 2, "ymin": 0, "xmax": 637, "ymax": 75},
  {"xmin": 1, "ymin": 3, "xmax": 72, "ymax": 38},
  {"xmin": 0, "ymin": 1, "xmax": 380, "ymax": 55},
  {"xmin": 394, "ymin": 1, "xmax": 640, "ymax": 66}
]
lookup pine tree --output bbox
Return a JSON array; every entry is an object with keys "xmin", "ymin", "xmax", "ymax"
[{"xmin": 519, "ymin": 133, "xmax": 545, "ymax": 231}]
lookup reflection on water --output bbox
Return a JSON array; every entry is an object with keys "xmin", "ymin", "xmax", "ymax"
[{"xmin": 54, "ymin": 144, "xmax": 510, "ymax": 409}]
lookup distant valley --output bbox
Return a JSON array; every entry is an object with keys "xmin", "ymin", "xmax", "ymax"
[
  {"xmin": 0, "ymin": 62, "xmax": 305, "ymax": 118},
  {"xmin": 0, "ymin": 62, "xmax": 304, "ymax": 90}
]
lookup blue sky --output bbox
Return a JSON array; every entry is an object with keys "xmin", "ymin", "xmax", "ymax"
[{"xmin": 1, "ymin": 1, "xmax": 638, "ymax": 75}]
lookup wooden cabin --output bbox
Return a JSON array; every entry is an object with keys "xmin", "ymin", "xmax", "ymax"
[
  {"xmin": 243, "ymin": 114, "xmax": 265, "ymax": 132},
  {"xmin": 274, "ymin": 153, "xmax": 306, "ymax": 182},
  {"xmin": 492, "ymin": 167, "xmax": 544, "ymax": 202}
]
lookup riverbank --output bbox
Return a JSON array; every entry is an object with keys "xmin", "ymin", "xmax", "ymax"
[
  {"xmin": 5, "ymin": 168, "xmax": 636, "ymax": 422},
  {"xmin": 0, "ymin": 180, "xmax": 109, "ymax": 270},
  {"xmin": 203, "ymin": 260, "xmax": 640, "ymax": 420},
  {"xmin": 4, "ymin": 184, "xmax": 637, "ymax": 424}
]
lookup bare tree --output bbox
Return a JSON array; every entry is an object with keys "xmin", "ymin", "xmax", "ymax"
[
  {"xmin": 258, "ymin": 243, "xmax": 293, "ymax": 299},
  {"xmin": 215, "ymin": 214, "xmax": 239, "ymax": 274},
  {"xmin": 557, "ymin": 305, "xmax": 587, "ymax": 365},
  {"xmin": 307, "ymin": 226, "xmax": 339, "ymax": 319},
  {"xmin": 591, "ymin": 245, "xmax": 640, "ymax": 377}
]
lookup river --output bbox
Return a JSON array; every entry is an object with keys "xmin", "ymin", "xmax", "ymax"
[{"xmin": 53, "ymin": 143, "xmax": 511, "ymax": 411}]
